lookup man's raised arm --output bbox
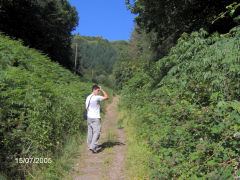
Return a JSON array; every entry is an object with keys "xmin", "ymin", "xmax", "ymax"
[{"xmin": 99, "ymin": 86, "xmax": 108, "ymax": 100}]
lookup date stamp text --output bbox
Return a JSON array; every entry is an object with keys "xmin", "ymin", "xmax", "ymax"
[{"xmin": 15, "ymin": 157, "xmax": 52, "ymax": 164}]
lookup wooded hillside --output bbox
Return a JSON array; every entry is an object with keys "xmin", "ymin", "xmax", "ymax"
[{"xmin": 71, "ymin": 35, "xmax": 128, "ymax": 87}]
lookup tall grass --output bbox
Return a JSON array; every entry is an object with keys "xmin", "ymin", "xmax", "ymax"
[{"xmin": 120, "ymin": 112, "xmax": 151, "ymax": 179}]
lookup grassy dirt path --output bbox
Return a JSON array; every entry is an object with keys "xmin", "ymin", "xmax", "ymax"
[{"xmin": 73, "ymin": 96, "xmax": 127, "ymax": 180}]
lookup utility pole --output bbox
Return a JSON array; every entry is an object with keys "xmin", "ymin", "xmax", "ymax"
[{"xmin": 74, "ymin": 43, "xmax": 78, "ymax": 74}]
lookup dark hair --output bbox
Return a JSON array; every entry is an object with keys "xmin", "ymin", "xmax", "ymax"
[{"xmin": 92, "ymin": 85, "xmax": 100, "ymax": 92}]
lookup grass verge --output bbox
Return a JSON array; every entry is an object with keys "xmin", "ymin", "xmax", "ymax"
[
  {"xmin": 117, "ymin": 118, "xmax": 124, "ymax": 129},
  {"xmin": 121, "ymin": 111, "xmax": 152, "ymax": 179},
  {"xmin": 25, "ymin": 132, "xmax": 86, "ymax": 180}
]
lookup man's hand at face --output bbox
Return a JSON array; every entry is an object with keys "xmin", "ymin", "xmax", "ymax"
[{"xmin": 98, "ymin": 86, "xmax": 108, "ymax": 100}]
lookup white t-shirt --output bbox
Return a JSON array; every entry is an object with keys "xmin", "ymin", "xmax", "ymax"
[{"xmin": 85, "ymin": 94, "xmax": 104, "ymax": 119}]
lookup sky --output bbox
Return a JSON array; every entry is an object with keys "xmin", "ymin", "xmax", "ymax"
[{"xmin": 68, "ymin": 0, "xmax": 136, "ymax": 42}]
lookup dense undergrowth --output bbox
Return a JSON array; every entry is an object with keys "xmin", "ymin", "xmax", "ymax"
[
  {"xmin": 0, "ymin": 34, "xmax": 112, "ymax": 179},
  {"xmin": 120, "ymin": 26, "xmax": 240, "ymax": 179}
]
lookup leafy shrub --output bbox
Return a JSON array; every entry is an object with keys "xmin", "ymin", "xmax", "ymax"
[
  {"xmin": 0, "ymin": 34, "xmax": 94, "ymax": 178},
  {"xmin": 120, "ymin": 26, "xmax": 240, "ymax": 178}
]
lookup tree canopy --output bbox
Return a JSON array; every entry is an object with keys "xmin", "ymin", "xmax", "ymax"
[
  {"xmin": 126, "ymin": 0, "xmax": 239, "ymax": 59},
  {"xmin": 0, "ymin": 0, "xmax": 78, "ymax": 69}
]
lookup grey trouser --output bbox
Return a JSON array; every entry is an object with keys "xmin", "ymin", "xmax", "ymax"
[{"xmin": 87, "ymin": 118, "xmax": 101, "ymax": 150}]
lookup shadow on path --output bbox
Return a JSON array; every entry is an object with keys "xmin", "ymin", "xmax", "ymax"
[{"xmin": 97, "ymin": 141, "xmax": 125, "ymax": 153}]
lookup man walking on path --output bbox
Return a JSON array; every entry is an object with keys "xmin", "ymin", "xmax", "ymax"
[{"xmin": 85, "ymin": 85, "xmax": 108, "ymax": 153}]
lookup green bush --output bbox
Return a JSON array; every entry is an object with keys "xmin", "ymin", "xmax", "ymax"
[
  {"xmin": 0, "ymin": 34, "xmax": 94, "ymax": 178},
  {"xmin": 120, "ymin": 26, "xmax": 240, "ymax": 178}
]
